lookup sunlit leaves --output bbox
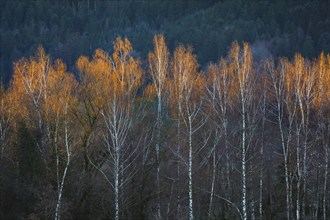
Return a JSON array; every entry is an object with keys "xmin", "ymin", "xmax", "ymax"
[{"xmin": 148, "ymin": 34, "xmax": 169, "ymax": 95}]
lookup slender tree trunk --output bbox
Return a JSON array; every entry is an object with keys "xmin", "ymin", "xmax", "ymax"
[
  {"xmin": 296, "ymin": 127, "xmax": 301, "ymax": 220},
  {"xmin": 115, "ymin": 157, "xmax": 119, "ymax": 220},
  {"xmin": 176, "ymin": 111, "xmax": 181, "ymax": 219},
  {"xmin": 55, "ymin": 113, "xmax": 70, "ymax": 220},
  {"xmin": 271, "ymin": 64, "xmax": 292, "ymax": 220},
  {"xmin": 188, "ymin": 115, "xmax": 194, "ymax": 220},
  {"xmin": 55, "ymin": 124, "xmax": 60, "ymax": 195},
  {"xmin": 148, "ymin": 34, "xmax": 168, "ymax": 219},
  {"xmin": 156, "ymin": 93, "xmax": 162, "ymax": 220},
  {"xmin": 286, "ymin": 116, "xmax": 295, "ymax": 220},
  {"xmin": 259, "ymin": 146, "xmax": 263, "ymax": 220},
  {"xmin": 250, "ymin": 162, "xmax": 255, "ymax": 220},
  {"xmin": 113, "ymin": 105, "xmax": 120, "ymax": 220},
  {"xmin": 302, "ymin": 103, "xmax": 310, "ymax": 219},
  {"xmin": 280, "ymin": 117, "xmax": 292, "ymax": 220},
  {"xmin": 120, "ymin": 157, "xmax": 124, "ymax": 220},
  {"xmin": 241, "ymin": 104, "xmax": 247, "ymax": 220},
  {"xmin": 275, "ymin": 98, "xmax": 293, "ymax": 220},
  {"xmin": 208, "ymin": 144, "xmax": 216, "ymax": 220},
  {"xmin": 54, "ymin": 123, "xmax": 60, "ymax": 220},
  {"xmin": 55, "ymin": 156, "xmax": 70, "ymax": 220},
  {"xmin": 239, "ymin": 61, "xmax": 248, "ymax": 220},
  {"xmin": 284, "ymin": 156, "xmax": 291, "ymax": 219}
]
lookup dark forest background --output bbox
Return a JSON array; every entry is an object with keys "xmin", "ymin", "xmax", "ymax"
[{"xmin": 1, "ymin": 0, "xmax": 330, "ymax": 83}]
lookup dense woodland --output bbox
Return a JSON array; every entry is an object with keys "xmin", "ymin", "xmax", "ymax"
[
  {"xmin": 1, "ymin": 1, "xmax": 330, "ymax": 220},
  {"xmin": 0, "ymin": 34, "xmax": 330, "ymax": 220},
  {"xmin": 1, "ymin": 0, "xmax": 330, "ymax": 83}
]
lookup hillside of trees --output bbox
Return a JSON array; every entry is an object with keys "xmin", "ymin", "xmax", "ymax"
[
  {"xmin": 0, "ymin": 34, "xmax": 330, "ymax": 219},
  {"xmin": 1, "ymin": 0, "xmax": 330, "ymax": 83}
]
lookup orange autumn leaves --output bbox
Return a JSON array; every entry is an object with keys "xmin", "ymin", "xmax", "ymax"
[
  {"xmin": 77, "ymin": 37, "xmax": 142, "ymax": 112},
  {"xmin": 10, "ymin": 46, "xmax": 76, "ymax": 129},
  {"xmin": 7, "ymin": 35, "xmax": 330, "ymax": 128},
  {"xmin": 147, "ymin": 35, "xmax": 204, "ymax": 117}
]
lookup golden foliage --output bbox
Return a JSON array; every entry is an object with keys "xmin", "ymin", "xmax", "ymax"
[
  {"xmin": 314, "ymin": 52, "xmax": 330, "ymax": 109},
  {"xmin": 46, "ymin": 59, "xmax": 77, "ymax": 120},
  {"xmin": 110, "ymin": 37, "xmax": 142, "ymax": 102},
  {"xmin": 168, "ymin": 44, "xmax": 203, "ymax": 116},
  {"xmin": 227, "ymin": 42, "xmax": 255, "ymax": 103},
  {"xmin": 10, "ymin": 46, "xmax": 51, "ymax": 126},
  {"xmin": 76, "ymin": 49, "xmax": 112, "ymax": 113},
  {"xmin": 148, "ymin": 34, "xmax": 169, "ymax": 93},
  {"xmin": 3, "ymin": 37, "xmax": 330, "ymax": 135}
]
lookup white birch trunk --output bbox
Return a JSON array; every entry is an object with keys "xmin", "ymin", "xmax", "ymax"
[
  {"xmin": 259, "ymin": 147, "xmax": 263, "ymax": 220},
  {"xmin": 249, "ymin": 163, "xmax": 255, "ymax": 220},
  {"xmin": 113, "ymin": 103, "xmax": 120, "ymax": 220},
  {"xmin": 55, "ymin": 107, "xmax": 70, "ymax": 220},
  {"xmin": 176, "ymin": 108, "xmax": 181, "ymax": 219},
  {"xmin": 241, "ymin": 96, "xmax": 247, "ymax": 220},
  {"xmin": 270, "ymin": 62, "xmax": 292, "ymax": 220},
  {"xmin": 239, "ymin": 72, "xmax": 247, "ymax": 220},
  {"xmin": 296, "ymin": 128, "xmax": 301, "ymax": 220},
  {"xmin": 115, "ymin": 155, "xmax": 119, "ymax": 220},
  {"xmin": 149, "ymin": 35, "xmax": 168, "ymax": 220},
  {"xmin": 224, "ymin": 123, "xmax": 231, "ymax": 197},
  {"xmin": 156, "ymin": 93, "xmax": 162, "ymax": 220},
  {"xmin": 188, "ymin": 115, "xmax": 194, "ymax": 220}
]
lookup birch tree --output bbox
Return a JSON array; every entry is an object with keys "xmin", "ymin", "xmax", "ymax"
[
  {"xmin": 46, "ymin": 60, "xmax": 77, "ymax": 220},
  {"xmin": 89, "ymin": 37, "xmax": 143, "ymax": 220},
  {"xmin": 148, "ymin": 34, "xmax": 169, "ymax": 220},
  {"xmin": 11, "ymin": 46, "xmax": 52, "ymax": 163},
  {"xmin": 296, "ymin": 56, "xmax": 315, "ymax": 219},
  {"xmin": 258, "ymin": 75, "xmax": 268, "ymax": 220},
  {"xmin": 75, "ymin": 49, "xmax": 113, "ymax": 217},
  {"xmin": 314, "ymin": 52, "xmax": 330, "ymax": 220},
  {"xmin": 229, "ymin": 42, "xmax": 255, "ymax": 220},
  {"xmin": 169, "ymin": 45, "xmax": 206, "ymax": 220},
  {"xmin": 267, "ymin": 59, "xmax": 293, "ymax": 219},
  {"xmin": 283, "ymin": 55, "xmax": 315, "ymax": 220},
  {"xmin": 205, "ymin": 59, "xmax": 234, "ymax": 218}
]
